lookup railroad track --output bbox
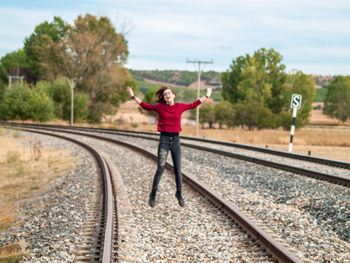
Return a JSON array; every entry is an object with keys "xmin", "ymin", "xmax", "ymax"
[
  {"xmin": 6, "ymin": 122, "xmax": 349, "ymax": 187},
  {"xmin": 6, "ymin": 128, "xmax": 119, "ymax": 262},
  {"xmin": 2, "ymin": 123, "xmax": 306, "ymax": 262},
  {"xmin": 12, "ymin": 122, "xmax": 349, "ymax": 168}
]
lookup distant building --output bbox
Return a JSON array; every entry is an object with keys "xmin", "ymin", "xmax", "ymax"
[{"xmin": 8, "ymin": 67, "xmax": 34, "ymax": 88}]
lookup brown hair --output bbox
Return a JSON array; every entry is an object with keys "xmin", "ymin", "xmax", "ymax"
[{"xmin": 155, "ymin": 86, "xmax": 176, "ymax": 104}]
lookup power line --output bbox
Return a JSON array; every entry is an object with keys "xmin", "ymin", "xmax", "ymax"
[{"xmin": 186, "ymin": 59, "xmax": 213, "ymax": 137}]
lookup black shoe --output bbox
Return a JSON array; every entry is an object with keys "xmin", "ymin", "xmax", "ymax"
[
  {"xmin": 175, "ymin": 192, "xmax": 185, "ymax": 207},
  {"xmin": 149, "ymin": 190, "xmax": 156, "ymax": 207}
]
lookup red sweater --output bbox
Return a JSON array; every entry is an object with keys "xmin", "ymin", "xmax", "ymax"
[{"xmin": 140, "ymin": 100, "xmax": 201, "ymax": 132}]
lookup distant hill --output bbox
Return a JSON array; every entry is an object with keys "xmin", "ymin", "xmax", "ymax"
[
  {"xmin": 312, "ymin": 75, "xmax": 334, "ymax": 89},
  {"xmin": 312, "ymin": 75, "xmax": 334, "ymax": 102},
  {"xmin": 129, "ymin": 69, "xmax": 221, "ymax": 87}
]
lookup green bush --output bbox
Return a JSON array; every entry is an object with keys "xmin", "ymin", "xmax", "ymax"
[
  {"xmin": 199, "ymin": 103, "xmax": 215, "ymax": 128},
  {"xmin": 71, "ymin": 93, "xmax": 89, "ymax": 122},
  {"xmin": 214, "ymin": 101, "xmax": 235, "ymax": 128},
  {"xmin": 48, "ymin": 78, "xmax": 71, "ymax": 119},
  {"xmin": 277, "ymin": 111, "xmax": 306, "ymax": 130},
  {"xmin": 277, "ymin": 112, "xmax": 292, "ymax": 130},
  {"xmin": 35, "ymin": 80, "xmax": 51, "ymax": 96},
  {"xmin": 36, "ymin": 78, "xmax": 89, "ymax": 122},
  {"xmin": 232, "ymin": 103, "xmax": 276, "ymax": 130},
  {"xmin": 0, "ymin": 82, "xmax": 6, "ymax": 101},
  {"xmin": 0, "ymin": 84, "xmax": 32, "ymax": 120},
  {"xmin": 0, "ymin": 83, "xmax": 54, "ymax": 122},
  {"xmin": 29, "ymin": 86, "xmax": 55, "ymax": 122}
]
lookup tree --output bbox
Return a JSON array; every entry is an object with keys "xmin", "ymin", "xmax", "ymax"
[
  {"xmin": 24, "ymin": 16, "xmax": 67, "ymax": 80},
  {"xmin": 222, "ymin": 48, "xmax": 287, "ymax": 114},
  {"xmin": 323, "ymin": 76, "xmax": 350, "ymax": 123},
  {"xmin": 221, "ymin": 55, "xmax": 246, "ymax": 104},
  {"xmin": 199, "ymin": 103, "xmax": 215, "ymax": 128},
  {"xmin": 31, "ymin": 14, "xmax": 131, "ymax": 122},
  {"xmin": 281, "ymin": 71, "xmax": 316, "ymax": 128},
  {"xmin": 214, "ymin": 101, "xmax": 235, "ymax": 128},
  {"xmin": 222, "ymin": 48, "xmax": 315, "ymax": 129}
]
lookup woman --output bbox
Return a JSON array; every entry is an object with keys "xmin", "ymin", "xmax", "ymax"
[{"xmin": 126, "ymin": 86, "xmax": 212, "ymax": 207}]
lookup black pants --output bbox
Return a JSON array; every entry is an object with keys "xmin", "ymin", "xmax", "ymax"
[{"xmin": 151, "ymin": 133, "xmax": 182, "ymax": 193}]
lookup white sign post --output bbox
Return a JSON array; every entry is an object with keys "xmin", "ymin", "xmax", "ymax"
[{"xmin": 288, "ymin": 94, "xmax": 302, "ymax": 152}]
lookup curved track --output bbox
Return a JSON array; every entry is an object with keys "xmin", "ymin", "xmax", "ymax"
[
  {"xmin": 17, "ymin": 122, "xmax": 349, "ymax": 169},
  {"xmin": 2, "ymin": 123, "xmax": 307, "ymax": 262},
  {"xmin": 4, "ymin": 127, "xmax": 118, "ymax": 262},
  {"xmin": 6, "ymin": 122, "xmax": 349, "ymax": 187}
]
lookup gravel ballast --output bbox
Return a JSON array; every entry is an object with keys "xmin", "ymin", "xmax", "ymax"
[
  {"xmin": 0, "ymin": 131, "xmax": 98, "ymax": 263},
  {"xmin": 97, "ymin": 132, "xmax": 350, "ymax": 263},
  {"xmin": 2, "ymin": 129, "xmax": 349, "ymax": 262},
  {"xmin": 69, "ymin": 135, "xmax": 276, "ymax": 262}
]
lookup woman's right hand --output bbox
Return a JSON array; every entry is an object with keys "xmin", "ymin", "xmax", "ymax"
[{"xmin": 126, "ymin": 86, "xmax": 134, "ymax": 97}]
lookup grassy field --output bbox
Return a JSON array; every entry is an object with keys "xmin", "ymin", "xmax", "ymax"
[{"xmin": 0, "ymin": 128, "xmax": 77, "ymax": 261}]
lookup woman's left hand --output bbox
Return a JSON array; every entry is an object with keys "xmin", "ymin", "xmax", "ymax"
[{"xmin": 206, "ymin": 88, "xmax": 212, "ymax": 98}]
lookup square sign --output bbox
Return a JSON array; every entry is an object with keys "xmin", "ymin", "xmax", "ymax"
[{"xmin": 291, "ymin": 94, "xmax": 302, "ymax": 109}]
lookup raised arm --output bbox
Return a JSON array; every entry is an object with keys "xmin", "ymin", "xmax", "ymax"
[
  {"xmin": 126, "ymin": 86, "xmax": 142, "ymax": 105},
  {"xmin": 126, "ymin": 86, "xmax": 158, "ymax": 111},
  {"xmin": 199, "ymin": 87, "xmax": 212, "ymax": 103}
]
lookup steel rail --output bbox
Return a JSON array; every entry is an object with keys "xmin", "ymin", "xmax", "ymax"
[
  {"xmin": 180, "ymin": 142, "xmax": 350, "ymax": 187},
  {"xmin": 71, "ymin": 129, "xmax": 350, "ymax": 186},
  {"xmin": 5, "ymin": 127, "xmax": 117, "ymax": 262},
  {"xmin": 104, "ymin": 131, "xmax": 350, "ymax": 186},
  {"xmin": 80, "ymin": 129, "xmax": 350, "ymax": 185},
  {"xmin": 3, "ymin": 122, "xmax": 349, "ymax": 187},
  {"xmin": 100, "ymin": 156, "xmax": 114, "ymax": 263},
  {"xmin": 8, "ymin": 124, "xmax": 304, "ymax": 262},
  {"xmin": 18, "ymin": 122, "xmax": 349, "ymax": 169}
]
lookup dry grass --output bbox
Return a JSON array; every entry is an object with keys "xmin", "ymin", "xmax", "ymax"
[
  {"xmin": 310, "ymin": 103, "xmax": 350, "ymax": 125},
  {"xmin": 0, "ymin": 129, "xmax": 78, "ymax": 261},
  {"xmin": 0, "ymin": 241, "xmax": 26, "ymax": 263}
]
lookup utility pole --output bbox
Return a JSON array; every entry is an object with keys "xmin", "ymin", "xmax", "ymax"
[
  {"xmin": 70, "ymin": 79, "xmax": 76, "ymax": 126},
  {"xmin": 186, "ymin": 59, "xmax": 213, "ymax": 137}
]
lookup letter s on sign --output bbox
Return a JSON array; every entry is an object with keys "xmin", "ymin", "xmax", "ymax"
[{"xmin": 291, "ymin": 94, "xmax": 302, "ymax": 109}]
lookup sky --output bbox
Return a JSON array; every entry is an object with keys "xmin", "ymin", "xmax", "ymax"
[{"xmin": 0, "ymin": 0, "xmax": 350, "ymax": 75}]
